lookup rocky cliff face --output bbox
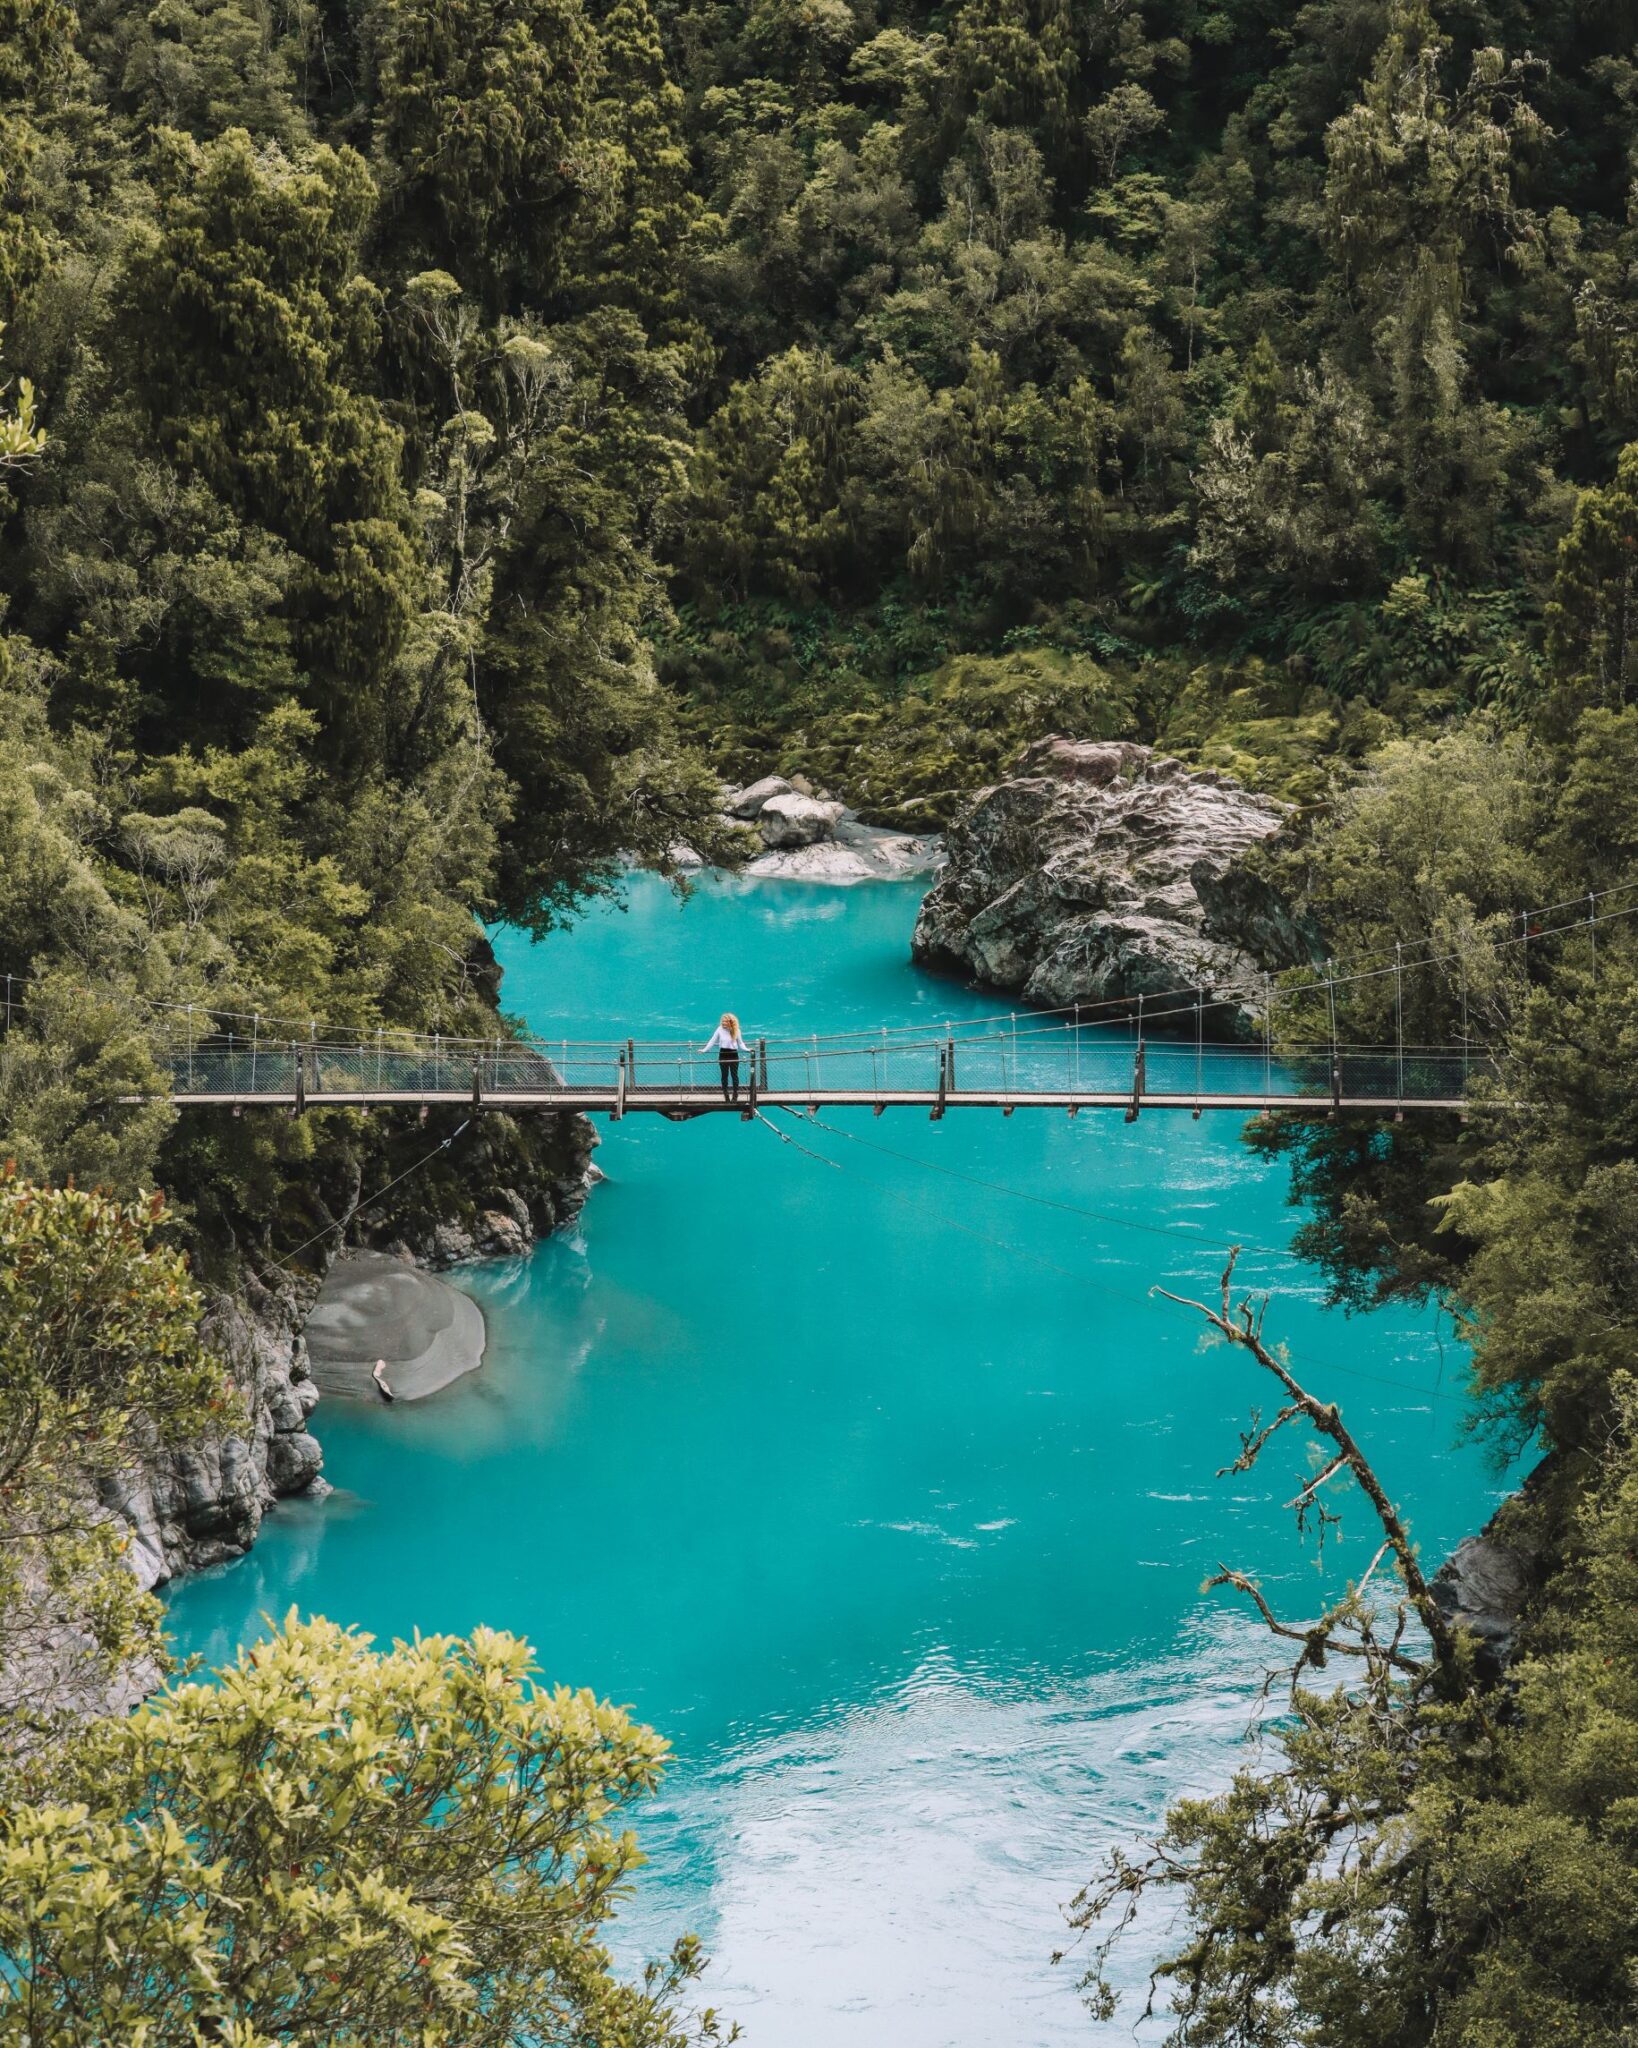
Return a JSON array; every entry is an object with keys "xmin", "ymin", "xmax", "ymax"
[
  {"xmin": 102, "ymin": 1107, "xmax": 598, "ymax": 1603},
  {"xmin": 368, "ymin": 1108, "xmax": 599, "ymax": 1268},
  {"xmin": 912, "ymin": 738, "xmax": 1319, "ymax": 1024},
  {"xmin": 102, "ymin": 1263, "xmax": 326, "ymax": 1597},
  {"xmin": 1431, "ymin": 1455, "xmax": 1557, "ymax": 1684}
]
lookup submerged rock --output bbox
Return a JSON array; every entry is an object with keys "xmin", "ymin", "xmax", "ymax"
[
  {"xmin": 911, "ymin": 738, "xmax": 1318, "ymax": 1026},
  {"xmin": 306, "ymin": 1249, "xmax": 487, "ymax": 1403},
  {"xmin": 105, "ymin": 1114, "xmax": 595, "ymax": 1589}
]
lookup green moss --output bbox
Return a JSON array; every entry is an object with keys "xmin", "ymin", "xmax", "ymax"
[{"xmin": 780, "ymin": 647, "xmax": 1139, "ymax": 826}]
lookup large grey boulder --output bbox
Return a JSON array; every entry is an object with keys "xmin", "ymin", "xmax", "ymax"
[
  {"xmin": 725, "ymin": 774, "xmax": 794, "ymax": 820},
  {"xmin": 758, "ymin": 792, "xmax": 846, "ymax": 849},
  {"xmin": 747, "ymin": 818, "xmax": 943, "ymax": 883},
  {"xmin": 912, "ymin": 738, "xmax": 1318, "ymax": 1025}
]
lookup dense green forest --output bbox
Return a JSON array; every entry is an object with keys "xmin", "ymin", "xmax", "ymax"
[
  {"xmin": 5, "ymin": 0, "xmax": 1638, "ymax": 2034},
  {"xmin": 5, "ymin": 0, "xmax": 1638, "ymax": 1216}
]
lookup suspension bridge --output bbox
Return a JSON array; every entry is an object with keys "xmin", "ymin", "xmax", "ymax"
[
  {"xmin": 12, "ymin": 878, "xmax": 1627, "ymax": 1123},
  {"xmin": 136, "ymin": 1003, "xmax": 1492, "ymax": 1120}
]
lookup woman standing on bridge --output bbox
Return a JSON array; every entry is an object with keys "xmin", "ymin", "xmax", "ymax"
[{"xmin": 701, "ymin": 1012, "xmax": 749, "ymax": 1102}]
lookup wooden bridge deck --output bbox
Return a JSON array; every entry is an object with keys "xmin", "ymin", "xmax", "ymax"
[{"xmin": 156, "ymin": 1086, "xmax": 1471, "ymax": 1117}]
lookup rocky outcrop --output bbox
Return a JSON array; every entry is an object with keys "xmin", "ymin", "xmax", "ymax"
[
  {"xmin": 307, "ymin": 1250, "xmax": 487, "ymax": 1402},
  {"xmin": 758, "ymin": 791, "xmax": 846, "ymax": 848},
  {"xmin": 717, "ymin": 773, "xmax": 942, "ymax": 883},
  {"xmin": 101, "ymin": 1263, "xmax": 327, "ymax": 1595},
  {"xmin": 911, "ymin": 738, "xmax": 1318, "ymax": 1024},
  {"xmin": 1432, "ymin": 1456, "xmax": 1557, "ymax": 1683}
]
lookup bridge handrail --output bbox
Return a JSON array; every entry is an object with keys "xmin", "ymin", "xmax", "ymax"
[{"xmin": 161, "ymin": 1025, "xmax": 1496, "ymax": 1059}]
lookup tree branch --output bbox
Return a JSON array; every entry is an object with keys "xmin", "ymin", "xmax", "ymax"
[{"xmin": 1156, "ymin": 1247, "xmax": 1459, "ymax": 1673}]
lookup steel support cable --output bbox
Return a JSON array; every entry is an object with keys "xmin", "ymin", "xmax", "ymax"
[
  {"xmin": 750, "ymin": 1110, "xmax": 1470, "ymax": 1408},
  {"xmin": 750, "ymin": 1108, "xmax": 842, "ymax": 1168},
  {"xmin": 274, "ymin": 1117, "xmax": 473, "ymax": 1269},
  {"xmin": 11, "ymin": 879, "xmax": 1638, "ymax": 1065}
]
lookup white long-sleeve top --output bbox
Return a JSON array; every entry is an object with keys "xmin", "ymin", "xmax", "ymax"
[{"xmin": 701, "ymin": 1025, "xmax": 748, "ymax": 1053}]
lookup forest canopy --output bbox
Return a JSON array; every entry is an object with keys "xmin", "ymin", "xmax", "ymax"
[{"xmin": 6, "ymin": 0, "xmax": 1638, "ymax": 2038}]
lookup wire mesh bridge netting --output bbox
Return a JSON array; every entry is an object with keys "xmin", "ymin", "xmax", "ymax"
[{"xmin": 156, "ymin": 1011, "xmax": 1492, "ymax": 1109}]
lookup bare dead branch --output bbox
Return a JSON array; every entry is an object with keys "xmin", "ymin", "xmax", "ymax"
[
  {"xmin": 1354, "ymin": 1538, "xmax": 1394, "ymax": 1598},
  {"xmin": 1155, "ymin": 1247, "xmax": 1458, "ymax": 1672},
  {"xmin": 1286, "ymin": 1452, "xmax": 1349, "ymax": 1511},
  {"xmin": 1217, "ymin": 1402, "xmax": 1304, "ymax": 1476}
]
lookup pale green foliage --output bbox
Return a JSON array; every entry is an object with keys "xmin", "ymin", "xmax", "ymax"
[
  {"xmin": 1191, "ymin": 363, "xmax": 1388, "ymax": 594},
  {"xmin": 0, "ymin": 1614, "xmax": 730, "ymax": 2046},
  {"xmin": 1285, "ymin": 722, "xmax": 1551, "ymax": 1041},
  {"xmin": 1547, "ymin": 443, "xmax": 1638, "ymax": 719},
  {"xmin": 0, "ymin": 325, "xmax": 43, "ymax": 470},
  {"xmin": 0, "ymin": 1172, "xmax": 230, "ymax": 1740}
]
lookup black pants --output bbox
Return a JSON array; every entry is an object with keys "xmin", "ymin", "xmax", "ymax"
[{"xmin": 719, "ymin": 1051, "xmax": 741, "ymax": 1102}]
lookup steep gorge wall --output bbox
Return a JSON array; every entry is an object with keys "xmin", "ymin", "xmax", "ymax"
[{"xmin": 107, "ymin": 1108, "xmax": 598, "ymax": 1601}]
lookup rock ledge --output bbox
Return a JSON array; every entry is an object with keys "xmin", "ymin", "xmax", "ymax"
[{"xmin": 912, "ymin": 738, "xmax": 1317, "ymax": 1022}]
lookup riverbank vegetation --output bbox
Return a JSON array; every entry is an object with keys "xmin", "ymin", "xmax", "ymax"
[
  {"xmin": 1079, "ymin": 710, "xmax": 1638, "ymax": 2042},
  {"xmin": 1, "ymin": 1611, "xmax": 727, "ymax": 2046},
  {"xmin": 0, "ymin": 1173, "xmax": 727, "ymax": 2042}
]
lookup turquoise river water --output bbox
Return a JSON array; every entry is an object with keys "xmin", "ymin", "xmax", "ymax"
[{"xmin": 167, "ymin": 873, "xmax": 1515, "ymax": 2044}]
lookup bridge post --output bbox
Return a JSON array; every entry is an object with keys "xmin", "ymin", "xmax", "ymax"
[
  {"xmin": 471, "ymin": 1058, "xmax": 482, "ymax": 1109},
  {"xmin": 627, "ymin": 1037, "xmax": 636, "ymax": 1090},
  {"xmin": 1193, "ymin": 990, "xmax": 1203, "ymax": 1120},
  {"xmin": 758, "ymin": 1037, "xmax": 768, "ymax": 1091},
  {"xmin": 744, "ymin": 1046, "xmax": 758, "ymax": 1120},
  {"xmin": 946, "ymin": 1032, "xmax": 956, "ymax": 1093},
  {"xmin": 293, "ymin": 1041, "xmax": 305, "ymax": 1115},
  {"xmin": 614, "ymin": 1049, "xmax": 627, "ymax": 1121},
  {"xmin": 1394, "ymin": 942, "xmax": 1405, "ymax": 1104},
  {"xmin": 931, "ymin": 1043, "xmax": 947, "ymax": 1121},
  {"xmin": 310, "ymin": 1019, "xmax": 320, "ymax": 1097},
  {"xmin": 1124, "ymin": 1037, "xmax": 1145, "ymax": 1123}
]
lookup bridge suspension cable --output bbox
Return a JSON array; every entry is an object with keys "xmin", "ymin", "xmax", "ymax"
[
  {"xmin": 5, "ymin": 877, "xmax": 1636, "ymax": 1117},
  {"xmin": 3, "ymin": 875, "xmax": 1637, "ymax": 1053}
]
